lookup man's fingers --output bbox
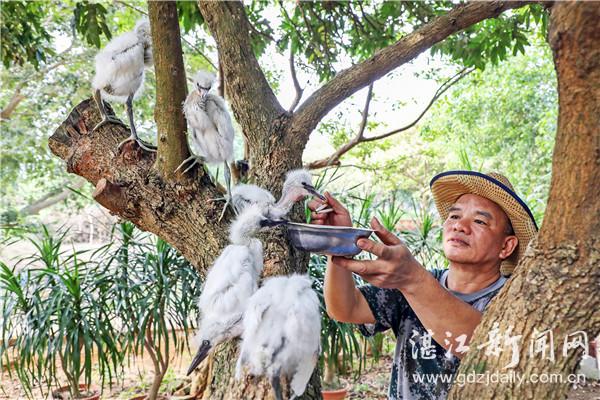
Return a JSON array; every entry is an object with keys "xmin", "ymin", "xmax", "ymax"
[
  {"xmin": 307, "ymin": 199, "xmax": 324, "ymax": 211},
  {"xmin": 356, "ymin": 238, "xmax": 389, "ymax": 258},
  {"xmin": 309, "ymin": 211, "xmax": 328, "ymax": 225},
  {"xmin": 371, "ymin": 217, "xmax": 402, "ymax": 246},
  {"xmin": 324, "ymin": 192, "xmax": 348, "ymax": 214},
  {"xmin": 334, "ymin": 257, "xmax": 380, "ymax": 275}
]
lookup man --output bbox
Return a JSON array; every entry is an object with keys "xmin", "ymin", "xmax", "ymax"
[{"xmin": 308, "ymin": 171, "xmax": 538, "ymax": 400}]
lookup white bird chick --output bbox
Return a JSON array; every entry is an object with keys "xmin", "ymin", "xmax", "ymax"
[
  {"xmin": 268, "ymin": 169, "xmax": 326, "ymax": 220},
  {"xmin": 91, "ymin": 18, "xmax": 156, "ymax": 153},
  {"xmin": 236, "ymin": 274, "xmax": 321, "ymax": 400},
  {"xmin": 178, "ymin": 69, "xmax": 236, "ymax": 220},
  {"xmin": 231, "ymin": 184, "xmax": 277, "ymax": 215},
  {"xmin": 187, "ymin": 204, "xmax": 279, "ymax": 376}
]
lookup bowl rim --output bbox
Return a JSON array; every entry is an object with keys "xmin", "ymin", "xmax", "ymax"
[{"xmin": 286, "ymin": 222, "xmax": 374, "ymax": 232}]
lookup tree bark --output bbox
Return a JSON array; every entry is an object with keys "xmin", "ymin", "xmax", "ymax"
[
  {"xmin": 449, "ymin": 3, "xmax": 600, "ymax": 399},
  {"xmin": 48, "ymin": 100, "xmax": 229, "ymax": 274},
  {"xmin": 148, "ymin": 1, "xmax": 190, "ymax": 179},
  {"xmin": 197, "ymin": 3, "xmax": 317, "ymax": 398}
]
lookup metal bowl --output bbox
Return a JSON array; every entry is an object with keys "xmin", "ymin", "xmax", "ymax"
[{"xmin": 286, "ymin": 222, "xmax": 373, "ymax": 257}]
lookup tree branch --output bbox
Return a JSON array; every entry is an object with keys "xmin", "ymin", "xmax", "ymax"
[
  {"xmin": 197, "ymin": 1, "xmax": 285, "ymax": 147},
  {"xmin": 19, "ymin": 178, "xmax": 86, "ymax": 216},
  {"xmin": 48, "ymin": 99, "xmax": 229, "ymax": 274},
  {"xmin": 1, "ymin": 44, "xmax": 72, "ymax": 121},
  {"xmin": 305, "ymin": 83, "xmax": 373, "ymax": 169},
  {"xmin": 148, "ymin": 2, "xmax": 190, "ymax": 179},
  {"xmin": 291, "ymin": 1, "xmax": 529, "ymax": 146},
  {"xmin": 0, "ymin": 89, "xmax": 25, "ymax": 121},
  {"xmin": 288, "ymin": 48, "xmax": 304, "ymax": 113},
  {"xmin": 306, "ymin": 68, "xmax": 472, "ymax": 169}
]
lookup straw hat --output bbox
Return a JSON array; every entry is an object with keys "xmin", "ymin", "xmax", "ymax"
[{"xmin": 430, "ymin": 170, "xmax": 538, "ymax": 276}]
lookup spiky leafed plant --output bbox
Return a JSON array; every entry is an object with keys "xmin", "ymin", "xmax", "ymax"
[
  {"xmin": 0, "ymin": 226, "xmax": 121, "ymax": 399},
  {"xmin": 103, "ymin": 222, "xmax": 202, "ymax": 400}
]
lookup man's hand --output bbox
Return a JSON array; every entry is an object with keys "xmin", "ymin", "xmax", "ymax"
[
  {"xmin": 308, "ymin": 192, "xmax": 352, "ymax": 227},
  {"xmin": 334, "ymin": 217, "xmax": 425, "ymax": 292}
]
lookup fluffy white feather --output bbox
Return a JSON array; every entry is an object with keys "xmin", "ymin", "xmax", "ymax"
[
  {"xmin": 92, "ymin": 18, "xmax": 152, "ymax": 103},
  {"xmin": 183, "ymin": 70, "xmax": 235, "ymax": 164},
  {"xmin": 191, "ymin": 204, "xmax": 267, "ymax": 361},
  {"xmin": 269, "ymin": 169, "xmax": 324, "ymax": 219},
  {"xmin": 231, "ymin": 184, "xmax": 277, "ymax": 214},
  {"xmin": 236, "ymin": 274, "xmax": 321, "ymax": 399}
]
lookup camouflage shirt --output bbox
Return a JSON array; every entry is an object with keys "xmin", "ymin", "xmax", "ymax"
[{"xmin": 357, "ymin": 269, "xmax": 506, "ymax": 400}]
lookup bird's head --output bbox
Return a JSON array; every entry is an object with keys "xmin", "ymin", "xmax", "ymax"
[
  {"xmin": 134, "ymin": 18, "xmax": 151, "ymax": 44},
  {"xmin": 229, "ymin": 204, "xmax": 285, "ymax": 245},
  {"xmin": 192, "ymin": 70, "xmax": 216, "ymax": 99},
  {"xmin": 281, "ymin": 169, "xmax": 326, "ymax": 204}
]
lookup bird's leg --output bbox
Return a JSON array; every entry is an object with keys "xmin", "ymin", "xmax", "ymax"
[
  {"xmin": 91, "ymin": 89, "xmax": 128, "ymax": 133},
  {"xmin": 270, "ymin": 374, "xmax": 284, "ymax": 400},
  {"xmin": 174, "ymin": 155, "xmax": 205, "ymax": 175},
  {"xmin": 216, "ymin": 161, "xmax": 235, "ymax": 221},
  {"xmin": 116, "ymin": 94, "xmax": 157, "ymax": 153}
]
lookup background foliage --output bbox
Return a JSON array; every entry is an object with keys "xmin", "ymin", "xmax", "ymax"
[{"xmin": 0, "ymin": 1, "xmax": 554, "ymax": 229}]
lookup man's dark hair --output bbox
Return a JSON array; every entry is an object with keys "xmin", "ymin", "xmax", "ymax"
[{"xmin": 504, "ymin": 218, "xmax": 515, "ymax": 236}]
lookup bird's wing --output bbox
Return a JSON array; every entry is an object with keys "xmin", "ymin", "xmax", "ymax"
[
  {"xmin": 289, "ymin": 353, "xmax": 318, "ymax": 399},
  {"xmin": 277, "ymin": 279, "xmax": 321, "ymax": 396},
  {"xmin": 199, "ymin": 245, "xmax": 256, "ymax": 307},
  {"xmin": 93, "ymin": 31, "xmax": 144, "ymax": 91},
  {"xmin": 196, "ymin": 245, "xmax": 259, "ymax": 344},
  {"xmin": 238, "ymin": 279, "xmax": 287, "ymax": 377},
  {"xmin": 207, "ymin": 96, "xmax": 235, "ymax": 142}
]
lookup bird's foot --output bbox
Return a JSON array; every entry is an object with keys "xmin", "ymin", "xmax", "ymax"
[
  {"xmin": 175, "ymin": 156, "xmax": 203, "ymax": 174},
  {"xmin": 92, "ymin": 116, "xmax": 128, "ymax": 133},
  {"xmin": 117, "ymin": 136, "xmax": 157, "ymax": 154},
  {"xmin": 209, "ymin": 196, "xmax": 236, "ymax": 222}
]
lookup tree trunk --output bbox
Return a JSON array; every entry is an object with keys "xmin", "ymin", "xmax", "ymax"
[
  {"xmin": 148, "ymin": 1, "xmax": 190, "ymax": 179},
  {"xmin": 449, "ymin": 3, "xmax": 600, "ymax": 399}
]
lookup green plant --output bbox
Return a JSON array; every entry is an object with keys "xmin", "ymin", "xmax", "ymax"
[
  {"xmin": 1, "ymin": 223, "xmax": 203, "ymax": 400},
  {"xmin": 400, "ymin": 199, "xmax": 446, "ymax": 269},
  {"xmin": 0, "ymin": 226, "xmax": 121, "ymax": 399},
  {"xmin": 308, "ymin": 254, "xmax": 369, "ymax": 389},
  {"xmin": 103, "ymin": 222, "xmax": 202, "ymax": 400}
]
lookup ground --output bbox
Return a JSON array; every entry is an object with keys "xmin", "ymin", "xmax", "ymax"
[{"xmin": 2, "ymin": 349, "xmax": 598, "ymax": 399}]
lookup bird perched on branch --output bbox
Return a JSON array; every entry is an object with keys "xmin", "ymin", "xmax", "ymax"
[
  {"xmin": 177, "ymin": 70, "xmax": 235, "ymax": 220},
  {"xmin": 186, "ymin": 204, "xmax": 281, "ymax": 376},
  {"xmin": 236, "ymin": 274, "xmax": 321, "ymax": 400},
  {"xmin": 91, "ymin": 18, "xmax": 156, "ymax": 153}
]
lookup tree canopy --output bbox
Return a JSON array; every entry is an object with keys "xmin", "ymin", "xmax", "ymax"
[{"xmin": 0, "ymin": 1, "xmax": 552, "ymax": 224}]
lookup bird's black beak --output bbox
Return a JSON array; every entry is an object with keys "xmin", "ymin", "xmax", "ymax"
[
  {"xmin": 260, "ymin": 218, "xmax": 289, "ymax": 228},
  {"xmin": 186, "ymin": 340, "xmax": 211, "ymax": 376},
  {"xmin": 302, "ymin": 183, "xmax": 326, "ymax": 201}
]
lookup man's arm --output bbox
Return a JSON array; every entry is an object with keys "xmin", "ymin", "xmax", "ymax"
[
  {"xmin": 324, "ymin": 256, "xmax": 375, "ymax": 324},
  {"xmin": 400, "ymin": 266, "xmax": 482, "ymax": 358}
]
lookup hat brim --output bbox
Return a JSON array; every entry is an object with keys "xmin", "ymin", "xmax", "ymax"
[{"xmin": 430, "ymin": 171, "xmax": 538, "ymax": 275}]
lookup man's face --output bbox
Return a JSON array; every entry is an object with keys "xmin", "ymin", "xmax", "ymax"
[{"xmin": 442, "ymin": 194, "xmax": 517, "ymax": 266}]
